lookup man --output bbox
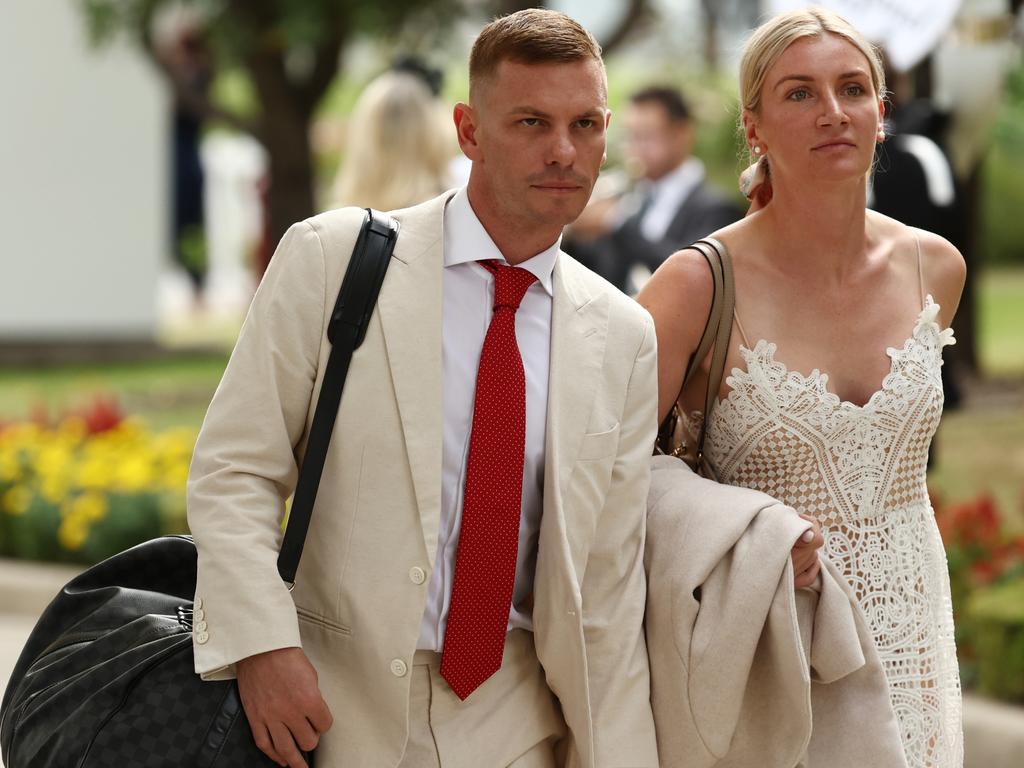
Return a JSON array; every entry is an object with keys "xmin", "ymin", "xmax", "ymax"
[
  {"xmin": 187, "ymin": 9, "xmax": 659, "ymax": 768},
  {"xmin": 567, "ymin": 86, "xmax": 742, "ymax": 293}
]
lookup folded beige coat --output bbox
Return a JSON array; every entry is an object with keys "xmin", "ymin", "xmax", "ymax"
[{"xmin": 644, "ymin": 456, "xmax": 908, "ymax": 768}]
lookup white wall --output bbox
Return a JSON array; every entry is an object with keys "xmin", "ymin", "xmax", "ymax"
[{"xmin": 0, "ymin": 0, "xmax": 166, "ymax": 341}]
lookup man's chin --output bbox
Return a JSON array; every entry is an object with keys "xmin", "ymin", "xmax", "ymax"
[{"xmin": 529, "ymin": 189, "xmax": 588, "ymax": 224}]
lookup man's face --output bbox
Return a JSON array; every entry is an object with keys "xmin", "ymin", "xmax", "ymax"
[
  {"xmin": 623, "ymin": 102, "xmax": 692, "ymax": 182},
  {"xmin": 456, "ymin": 58, "xmax": 610, "ymax": 231}
]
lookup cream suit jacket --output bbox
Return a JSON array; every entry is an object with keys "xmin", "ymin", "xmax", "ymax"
[{"xmin": 187, "ymin": 191, "xmax": 660, "ymax": 767}]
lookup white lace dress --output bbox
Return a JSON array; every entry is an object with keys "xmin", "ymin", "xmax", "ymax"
[{"xmin": 689, "ymin": 295, "xmax": 963, "ymax": 767}]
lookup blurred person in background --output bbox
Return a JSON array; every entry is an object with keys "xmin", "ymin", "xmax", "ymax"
[
  {"xmin": 160, "ymin": 17, "xmax": 213, "ymax": 304},
  {"xmin": 331, "ymin": 57, "xmax": 456, "ymax": 212},
  {"xmin": 869, "ymin": 50, "xmax": 965, "ymax": 452},
  {"xmin": 566, "ymin": 85, "xmax": 742, "ymax": 293},
  {"xmin": 640, "ymin": 8, "xmax": 965, "ymax": 766}
]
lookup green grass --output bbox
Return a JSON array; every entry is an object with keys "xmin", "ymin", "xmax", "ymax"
[
  {"xmin": 979, "ymin": 269, "xmax": 1024, "ymax": 377},
  {"xmin": 0, "ymin": 356, "xmax": 227, "ymax": 432},
  {"xmin": 931, "ymin": 406, "xmax": 1024, "ymax": 530}
]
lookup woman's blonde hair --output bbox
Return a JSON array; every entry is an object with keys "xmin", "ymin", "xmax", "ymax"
[
  {"xmin": 332, "ymin": 70, "xmax": 453, "ymax": 211},
  {"xmin": 739, "ymin": 6, "xmax": 886, "ymax": 118}
]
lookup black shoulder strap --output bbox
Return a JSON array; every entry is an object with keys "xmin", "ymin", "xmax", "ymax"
[{"xmin": 277, "ymin": 209, "xmax": 398, "ymax": 585}]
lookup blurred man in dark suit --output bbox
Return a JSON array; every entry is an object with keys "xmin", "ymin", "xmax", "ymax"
[{"xmin": 566, "ymin": 86, "xmax": 742, "ymax": 293}]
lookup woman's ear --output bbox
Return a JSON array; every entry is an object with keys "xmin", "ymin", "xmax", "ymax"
[{"xmin": 742, "ymin": 110, "xmax": 763, "ymax": 158}]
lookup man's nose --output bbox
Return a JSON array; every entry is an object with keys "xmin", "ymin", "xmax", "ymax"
[{"xmin": 547, "ymin": 128, "xmax": 577, "ymax": 166}]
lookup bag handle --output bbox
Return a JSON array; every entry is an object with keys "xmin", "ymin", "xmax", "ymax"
[
  {"xmin": 661, "ymin": 237, "xmax": 734, "ymax": 470},
  {"xmin": 277, "ymin": 209, "xmax": 398, "ymax": 586}
]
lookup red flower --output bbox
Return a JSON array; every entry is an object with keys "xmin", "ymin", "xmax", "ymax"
[{"xmin": 77, "ymin": 395, "xmax": 124, "ymax": 435}]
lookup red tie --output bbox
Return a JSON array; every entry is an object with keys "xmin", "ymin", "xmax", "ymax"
[{"xmin": 441, "ymin": 259, "xmax": 538, "ymax": 700}]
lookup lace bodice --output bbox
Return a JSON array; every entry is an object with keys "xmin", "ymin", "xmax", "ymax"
[{"xmin": 690, "ymin": 297, "xmax": 963, "ymax": 768}]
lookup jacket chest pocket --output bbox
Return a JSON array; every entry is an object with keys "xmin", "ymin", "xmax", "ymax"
[{"xmin": 576, "ymin": 422, "xmax": 620, "ymax": 462}]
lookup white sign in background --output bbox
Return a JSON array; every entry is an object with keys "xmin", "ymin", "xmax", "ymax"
[{"xmin": 768, "ymin": 0, "xmax": 963, "ymax": 71}]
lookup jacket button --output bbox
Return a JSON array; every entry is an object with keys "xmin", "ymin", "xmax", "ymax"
[
  {"xmin": 390, "ymin": 659, "xmax": 408, "ymax": 677},
  {"xmin": 195, "ymin": 631, "xmax": 210, "ymax": 645},
  {"xmin": 194, "ymin": 597, "xmax": 204, "ymax": 610},
  {"xmin": 194, "ymin": 609, "xmax": 206, "ymax": 621},
  {"xmin": 408, "ymin": 567, "xmax": 426, "ymax": 585},
  {"xmin": 194, "ymin": 621, "xmax": 208, "ymax": 632}
]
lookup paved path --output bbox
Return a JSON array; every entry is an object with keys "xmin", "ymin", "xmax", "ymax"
[
  {"xmin": 0, "ymin": 615, "xmax": 37, "ymax": 695},
  {"xmin": 0, "ymin": 558, "xmax": 81, "ymax": 699}
]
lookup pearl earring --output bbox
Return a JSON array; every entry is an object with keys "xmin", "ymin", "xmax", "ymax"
[
  {"xmin": 753, "ymin": 145, "xmax": 763, "ymax": 156},
  {"xmin": 877, "ymin": 129, "xmax": 886, "ymax": 141}
]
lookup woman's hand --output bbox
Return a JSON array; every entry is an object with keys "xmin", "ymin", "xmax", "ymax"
[{"xmin": 791, "ymin": 513, "xmax": 824, "ymax": 589}]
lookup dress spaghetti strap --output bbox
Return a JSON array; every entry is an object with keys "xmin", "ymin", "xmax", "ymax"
[
  {"xmin": 733, "ymin": 306, "xmax": 752, "ymax": 349},
  {"xmin": 914, "ymin": 232, "xmax": 926, "ymax": 310}
]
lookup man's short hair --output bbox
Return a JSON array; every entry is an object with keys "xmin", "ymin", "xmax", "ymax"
[
  {"xmin": 469, "ymin": 9, "xmax": 603, "ymax": 97},
  {"xmin": 630, "ymin": 86, "xmax": 692, "ymax": 123}
]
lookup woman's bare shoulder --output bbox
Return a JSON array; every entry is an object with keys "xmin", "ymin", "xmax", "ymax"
[
  {"xmin": 868, "ymin": 209, "xmax": 966, "ymax": 321},
  {"xmin": 637, "ymin": 244, "xmax": 713, "ymax": 328}
]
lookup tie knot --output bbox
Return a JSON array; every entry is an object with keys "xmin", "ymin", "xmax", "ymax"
[{"xmin": 479, "ymin": 259, "xmax": 537, "ymax": 311}]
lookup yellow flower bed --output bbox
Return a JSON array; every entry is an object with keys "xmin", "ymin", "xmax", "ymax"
[{"xmin": 0, "ymin": 417, "xmax": 196, "ymax": 564}]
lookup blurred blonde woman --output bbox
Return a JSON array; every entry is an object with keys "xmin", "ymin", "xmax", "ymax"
[
  {"xmin": 332, "ymin": 63, "xmax": 455, "ymax": 211},
  {"xmin": 640, "ymin": 8, "xmax": 964, "ymax": 766}
]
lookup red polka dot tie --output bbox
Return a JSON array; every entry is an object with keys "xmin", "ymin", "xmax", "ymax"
[{"xmin": 440, "ymin": 259, "xmax": 537, "ymax": 701}]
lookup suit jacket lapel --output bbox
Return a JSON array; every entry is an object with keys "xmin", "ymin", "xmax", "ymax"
[
  {"xmin": 541, "ymin": 254, "xmax": 609, "ymax": 582},
  {"xmin": 376, "ymin": 193, "xmax": 449, "ymax": 566}
]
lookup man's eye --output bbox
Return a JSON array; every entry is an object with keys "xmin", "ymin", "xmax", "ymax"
[
  {"xmin": 577, "ymin": 119, "xmax": 595, "ymax": 129},
  {"xmin": 520, "ymin": 118, "xmax": 541, "ymax": 127}
]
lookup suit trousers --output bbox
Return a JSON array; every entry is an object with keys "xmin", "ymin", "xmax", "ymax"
[{"xmin": 398, "ymin": 629, "xmax": 566, "ymax": 768}]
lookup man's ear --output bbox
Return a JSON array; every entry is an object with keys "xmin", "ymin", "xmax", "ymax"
[{"xmin": 454, "ymin": 102, "xmax": 481, "ymax": 161}]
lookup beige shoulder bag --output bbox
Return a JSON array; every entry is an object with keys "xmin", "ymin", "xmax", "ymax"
[{"xmin": 655, "ymin": 237, "xmax": 735, "ymax": 480}]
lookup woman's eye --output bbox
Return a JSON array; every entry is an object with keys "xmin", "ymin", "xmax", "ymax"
[
  {"xmin": 844, "ymin": 84, "xmax": 865, "ymax": 97},
  {"xmin": 788, "ymin": 89, "xmax": 810, "ymax": 102}
]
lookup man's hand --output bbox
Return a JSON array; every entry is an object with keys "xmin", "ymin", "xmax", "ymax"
[
  {"xmin": 791, "ymin": 514, "xmax": 824, "ymax": 589},
  {"xmin": 236, "ymin": 647, "xmax": 333, "ymax": 768}
]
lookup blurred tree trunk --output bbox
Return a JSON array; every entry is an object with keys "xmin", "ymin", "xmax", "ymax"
[
  {"xmin": 601, "ymin": 0, "xmax": 650, "ymax": 56},
  {"xmin": 85, "ymin": 0, "xmax": 453, "ymax": 276},
  {"xmin": 491, "ymin": 0, "xmax": 650, "ymax": 56},
  {"xmin": 700, "ymin": 0, "xmax": 720, "ymax": 69}
]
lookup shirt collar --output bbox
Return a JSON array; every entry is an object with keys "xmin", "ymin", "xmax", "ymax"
[
  {"xmin": 443, "ymin": 187, "xmax": 558, "ymax": 296},
  {"xmin": 648, "ymin": 156, "xmax": 705, "ymax": 200}
]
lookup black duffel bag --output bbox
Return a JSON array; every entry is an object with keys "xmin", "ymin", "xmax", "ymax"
[
  {"xmin": 0, "ymin": 210, "xmax": 398, "ymax": 767},
  {"xmin": 0, "ymin": 536, "xmax": 278, "ymax": 767}
]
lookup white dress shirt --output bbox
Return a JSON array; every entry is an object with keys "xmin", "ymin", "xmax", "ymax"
[
  {"xmin": 638, "ymin": 156, "xmax": 705, "ymax": 242},
  {"xmin": 417, "ymin": 187, "xmax": 558, "ymax": 651}
]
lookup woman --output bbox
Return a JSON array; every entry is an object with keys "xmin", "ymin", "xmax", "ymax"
[
  {"xmin": 331, "ymin": 61, "xmax": 455, "ymax": 211},
  {"xmin": 639, "ymin": 8, "xmax": 964, "ymax": 767}
]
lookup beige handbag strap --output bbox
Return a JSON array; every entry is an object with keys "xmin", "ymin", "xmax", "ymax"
[{"xmin": 679, "ymin": 237, "xmax": 735, "ymax": 465}]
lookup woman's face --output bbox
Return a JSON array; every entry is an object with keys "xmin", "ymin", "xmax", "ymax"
[{"xmin": 744, "ymin": 33, "xmax": 884, "ymax": 189}]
